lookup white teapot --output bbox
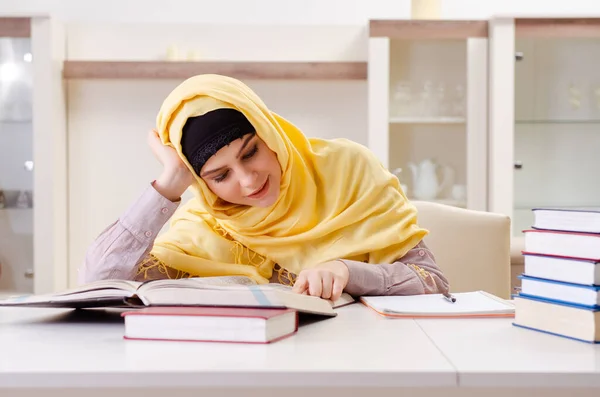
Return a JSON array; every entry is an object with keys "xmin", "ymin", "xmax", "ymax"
[
  {"xmin": 408, "ymin": 159, "xmax": 454, "ymax": 200},
  {"xmin": 391, "ymin": 167, "xmax": 409, "ymax": 195}
]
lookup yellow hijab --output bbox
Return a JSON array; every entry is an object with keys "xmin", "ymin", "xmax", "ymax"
[{"xmin": 151, "ymin": 74, "xmax": 427, "ymax": 283}]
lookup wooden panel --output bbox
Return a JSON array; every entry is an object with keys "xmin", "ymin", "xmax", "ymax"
[
  {"xmin": 0, "ymin": 17, "xmax": 31, "ymax": 38},
  {"xmin": 31, "ymin": 17, "xmax": 67, "ymax": 293},
  {"xmin": 369, "ymin": 20, "xmax": 488, "ymax": 39},
  {"xmin": 367, "ymin": 37, "xmax": 390, "ymax": 169},
  {"xmin": 516, "ymin": 18, "xmax": 600, "ymax": 38},
  {"xmin": 488, "ymin": 18, "xmax": 516, "ymax": 225},
  {"xmin": 466, "ymin": 38, "xmax": 488, "ymax": 212},
  {"xmin": 62, "ymin": 61, "xmax": 367, "ymax": 80}
]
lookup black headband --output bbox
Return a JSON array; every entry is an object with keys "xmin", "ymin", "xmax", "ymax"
[{"xmin": 181, "ymin": 108, "xmax": 255, "ymax": 175}]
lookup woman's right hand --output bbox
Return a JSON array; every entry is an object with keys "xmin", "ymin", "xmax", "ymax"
[{"xmin": 148, "ymin": 129, "xmax": 195, "ymax": 202}]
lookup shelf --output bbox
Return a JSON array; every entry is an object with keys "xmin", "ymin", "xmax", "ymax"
[
  {"xmin": 0, "ymin": 17, "xmax": 30, "ymax": 38},
  {"xmin": 515, "ymin": 18, "xmax": 600, "ymax": 38},
  {"xmin": 62, "ymin": 61, "xmax": 368, "ymax": 80},
  {"xmin": 515, "ymin": 119, "xmax": 600, "ymax": 125},
  {"xmin": 390, "ymin": 117, "xmax": 465, "ymax": 124},
  {"xmin": 369, "ymin": 20, "xmax": 488, "ymax": 39}
]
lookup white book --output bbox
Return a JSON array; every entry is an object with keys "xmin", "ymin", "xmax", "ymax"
[
  {"xmin": 523, "ymin": 253, "xmax": 600, "ymax": 286},
  {"xmin": 519, "ymin": 275, "xmax": 600, "ymax": 307},
  {"xmin": 524, "ymin": 229, "xmax": 600, "ymax": 260},
  {"xmin": 532, "ymin": 207, "xmax": 600, "ymax": 234}
]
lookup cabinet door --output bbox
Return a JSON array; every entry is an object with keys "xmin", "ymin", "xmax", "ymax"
[
  {"xmin": 368, "ymin": 21, "xmax": 489, "ymax": 211},
  {"xmin": 0, "ymin": 17, "xmax": 68, "ymax": 295},
  {"xmin": 0, "ymin": 20, "xmax": 34, "ymax": 296},
  {"xmin": 489, "ymin": 18, "xmax": 600, "ymax": 236}
]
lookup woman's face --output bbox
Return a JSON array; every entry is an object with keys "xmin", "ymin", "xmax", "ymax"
[{"xmin": 200, "ymin": 133, "xmax": 281, "ymax": 208}]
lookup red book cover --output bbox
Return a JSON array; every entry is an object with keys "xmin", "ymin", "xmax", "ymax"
[
  {"xmin": 523, "ymin": 229, "xmax": 600, "ymax": 261},
  {"xmin": 121, "ymin": 306, "xmax": 298, "ymax": 344},
  {"xmin": 121, "ymin": 306, "xmax": 296, "ymax": 319}
]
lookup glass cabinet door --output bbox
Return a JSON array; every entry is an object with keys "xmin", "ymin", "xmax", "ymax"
[
  {"xmin": 488, "ymin": 17, "xmax": 600, "ymax": 237},
  {"xmin": 513, "ymin": 30, "xmax": 600, "ymax": 235},
  {"xmin": 0, "ymin": 19, "xmax": 34, "ymax": 296},
  {"xmin": 368, "ymin": 20, "xmax": 489, "ymax": 212}
]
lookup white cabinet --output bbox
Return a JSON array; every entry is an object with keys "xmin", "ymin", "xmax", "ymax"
[
  {"xmin": 488, "ymin": 17, "xmax": 600, "ymax": 236},
  {"xmin": 368, "ymin": 20, "xmax": 489, "ymax": 211},
  {"xmin": 0, "ymin": 16, "xmax": 67, "ymax": 295},
  {"xmin": 0, "ymin": 19, "xmax": 34, "ymax": 295}
]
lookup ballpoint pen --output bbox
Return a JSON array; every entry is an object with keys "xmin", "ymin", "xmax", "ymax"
[
  {"xmin": 433, "ymin": 276, "xmax": 456, "ymax": 303},
  {"xmin": 442, "ymin": 290, "xmax": 456, "ymax": 303}
]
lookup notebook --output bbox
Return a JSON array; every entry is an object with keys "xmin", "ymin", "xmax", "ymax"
[{"xmin": 360, "ymin": 291, "xmax": 515, "ymax": 318}]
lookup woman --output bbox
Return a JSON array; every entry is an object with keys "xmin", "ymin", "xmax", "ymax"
[{"xmin": 79, "ymin": 74, "xmax": 449, "ymax": 301}]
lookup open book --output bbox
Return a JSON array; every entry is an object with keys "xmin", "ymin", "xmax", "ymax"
[{"xmin": 0, "ymin": 276, "xmax": 355, "ymax": 317}]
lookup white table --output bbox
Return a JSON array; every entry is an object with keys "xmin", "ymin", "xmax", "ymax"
[
  {"xmin": 417, "ymin": 318, "xmax": 600, "ymax": 389},
  {"xmin": 1, "ymin": 303, "xmax": 599, "ymax": 397}
]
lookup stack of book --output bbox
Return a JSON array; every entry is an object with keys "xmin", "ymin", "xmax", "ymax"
[{"xmin": 513, "ymin": 208, "xmax": 600, "ymax": 343}]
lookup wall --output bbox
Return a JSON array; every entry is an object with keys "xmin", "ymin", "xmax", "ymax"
[
  {"xmin": 65, "ymin": 23, "xmax": 368, "ymax": 286},
  {"xmin": 3, "ymin": 0, "xmax": 600, "ymax": 288},
  {"xmin": 2, "ymin": 0, "xmax": 600, "ymax": 24}
]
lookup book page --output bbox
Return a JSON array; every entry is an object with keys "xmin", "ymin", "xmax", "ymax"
[
  {"xmin": 139, "ymin": 276, "xmax": 257, "ymax": 292},
  {"xmin": 63, "ymin": 279, "xmax": 142, "ymax": 294},
  {"xmin": 361, "ymin": 291, "xmax": 514, "ymax": 316},
  {"xmin": 0, "ymin": 279, "xmax": 142, "ymax": 306},
  {"xmin": 261, "ymin": 283, "xmax": 354, "ymax": 308}
]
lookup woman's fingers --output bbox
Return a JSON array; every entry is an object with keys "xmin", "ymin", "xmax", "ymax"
[
  {"xmin": 331, "ymin": 276, "xmax": 345, "ymax": 301},
  {"xmin": 292, "ymin": 269, "xmax": 342, "ymax": 300},
  {"xmin": 292, "ymin": 272, "xmax": 308, "ymax": 294},
  {"xmin": 307, "ymin": 271, "xmax": 323, "ymax": 297},
  {"xmin": 147, "ymin": 129, "xmax": 166, "ymax": 163},
  {"xmin": 320, "ymin": 272, "xmax": 333, "ymax": 299}
]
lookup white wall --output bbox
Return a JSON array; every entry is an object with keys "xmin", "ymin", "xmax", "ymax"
[
  {"xmin": 3, "ymin": 0, "xmax": 600, "ymax": 288},
  {"xmin": 0, "ymin": 0, "xmax": 410, "ymax": 24},
  {"xmin": 65, "ymin": 22, "xmax": 368, "ymax": 286},
  {"xmin": 2, "ymin": 0, "xmax": 600, "ymax": 24}
]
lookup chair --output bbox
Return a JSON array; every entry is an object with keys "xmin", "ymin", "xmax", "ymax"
[
  {"xmin": 510, "ymin": 235, "xmax": 525, "ymax": 294},
  {"xmin": 413, "ymin": 201, "xmax": 512, "ymax": 299}
]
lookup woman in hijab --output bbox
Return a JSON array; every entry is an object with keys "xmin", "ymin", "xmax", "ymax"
[{"xmin": 79, "ymin": 74, "xmax": 449, "ymax": 301}]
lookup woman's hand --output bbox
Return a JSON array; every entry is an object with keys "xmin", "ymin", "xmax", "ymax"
[
  {"xmin": 292, "ymin": 260, "xmax": 349, "ymax": 301},
  {"xmin": 148, "ymin": 129, "xmax": 195, "ymax": 201}
]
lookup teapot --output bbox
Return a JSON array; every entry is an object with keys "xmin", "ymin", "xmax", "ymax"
[
  {"xmin": 391, "ymin": 168, "xmax": 408, "ymax": 195},
  {"xmin": 408, "ymin": 159, "xmax": 454, "ymax": 200}
]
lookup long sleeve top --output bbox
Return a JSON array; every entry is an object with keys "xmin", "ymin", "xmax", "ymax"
[{"xmin": 78, "ymin": 183, "xmax": 449, "ymax": 296}]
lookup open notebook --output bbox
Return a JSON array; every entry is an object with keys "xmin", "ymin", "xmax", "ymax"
[{"xmin": 361, "ymin": 291, "xmax": 515, "ymax": 318}]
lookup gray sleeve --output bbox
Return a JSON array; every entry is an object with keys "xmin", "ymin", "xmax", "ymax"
[
  {"xmin": 77, "ymin": 183, "xmax": 180, "ymax": 284},
  {"xmin": 341, "ymin": 240, "xmax": 450, "ymax": 296}
]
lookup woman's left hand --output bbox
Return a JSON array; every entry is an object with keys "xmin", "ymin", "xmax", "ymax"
[{"xmin": 292, "ymin": 260, "xmax": 349, "ymax": 301}]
